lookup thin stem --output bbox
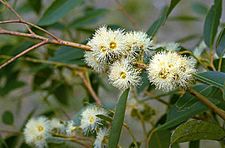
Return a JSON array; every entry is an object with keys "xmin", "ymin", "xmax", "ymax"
[
  {"xmin": 0, "ymin": 28, "xmax": 91, "ymax": 50},
  {"xmin": 218, "ymin": 57, "xmax": 223, "ymax": 72},
  {"xmin": 188, "ymin": 88, "xmax": 225, "ymax": 121},
  {"xmin": 0, "ymin": 0, "xmax": 34, "ymax": 34},
  {"xmin": 0, "ymin": 19, "xmax": 60, "ymax": 41},
  {"xmin": 77, "ymin": 71, "xmax": 102, "ymax": 105},
  {"xmin": 0, "ymin": 40, "xmax": 47, "ymax": 69}
]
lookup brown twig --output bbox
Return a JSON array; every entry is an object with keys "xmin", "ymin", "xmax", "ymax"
[
  {"xmin": 77, "ymin": 71, "xmax": 102, "ymax": 105},
  {"xmin": 0, "ymin": 40, "xmax": 48, "ymax": 69},
  {"xmin": 189, "ymin": 88, "xmax": 225, "ymax": 121},
  {"xmin": 0, "ymin": 0, "xmax": 34, "ymax": 34}
]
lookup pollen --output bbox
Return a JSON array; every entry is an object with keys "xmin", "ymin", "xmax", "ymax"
[
  {"xmin": 110, "ymin": 42, "xmax": 117, "ymax": 49},
  {"xmin": 100, "ymin": 46, "xmax": 107, "ymax": 52},
  {"xmin": 37, "ymin": 125, "xmax": 44, "ymax": 132},
  {"xmin": 159, "ymin": 69, "xmax": 168, "ymax": 79},
  {"xmin": 89, "ymin": 115, "xmax": 95, "ymax": 124},
  {"xmin": 120, "ymin": 71, "xmax": 127, "ymax": 79}
]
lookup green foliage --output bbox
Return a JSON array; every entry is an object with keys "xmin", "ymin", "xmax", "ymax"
[
  {"xmin": 216, "ymin": 27, "xmax": 225, "ymax": 57},
  {"xmin": 39, "ymin": 0, "xmax": 83, "ymax": 26},
  {"xmin": 147, "ymin": 0, "xmax": 181, "ymax": 37},
  {"xmin": 203, "ymin": 0, "xmax": 222, "ymax": 48},
  {"xmin": 171, "ymin": 120, "xmax": 225, "ymax": 144},
  {"xmin": 2, "ymin": 111, "xmax": 14, "ymax": 125},
  {"xmin": 108, "ymin": 89, "xmax": 129, "ymax": 148},
  {"xmin": 148, "ymin": 130, "xmax": 171, "ymax": 148},
  {"xmin": 194, "ymin": 71, "xmax": 225, "ymax": 89}
]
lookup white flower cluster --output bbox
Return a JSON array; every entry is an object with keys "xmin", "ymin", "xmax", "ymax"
[
  {"xmin": 147, "ymin": 51, "xmax": 196, "ymax": 92},
  {"xmin": 85, "ymin": 26, "xmax": 152, "ymax": 90},
  {"xmin": 24, "ymin": 105, "xmax": 109, "ymax": 148},
  {"xmin": 85, "ymin": 26, "xmax": 197, "ymax": 92},
  {"xmin": 24, "ymin": 117, "xmax": 78, "ymax": 148}
]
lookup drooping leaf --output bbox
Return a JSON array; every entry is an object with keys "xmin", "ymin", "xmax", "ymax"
[
  {"xmin": 49, "ymin": 46, "xmax": 85, "ymax": 65},
  {"xmin": 2, "ymin": 111, "xmax": 14, "ymax": 125},
  {"xmin": 216, "ymin": 27, "xmax": 225, "ymax": 57},
  {"xmin": 169, "ymin": 15, "xmax": 199, "ymax": 22},
  {"xmin": 69, "ymin": 8, "xmax": 108, "ymax": 28},
  {"xmin": 108, "ymin": 89, "xmax": 129, "ymax": 148},
  {"xmin": 171, "ymin": 120, "xmax": 225, "ymax": 144},
  {"xmin": 147, "ymin": 0, "xmax": 181, "ymax": 37},
  {"xmin": 148, "ymin": 130, "xmax": 171, "ymax": 148},
  {"xmin": 27, "ymin": 0, "xmax": 42, "ymax": 14},
  {"xmin": 193, "ymin": 71, "xmax": 225, "ymax": 89},
  {"xmin": 38, "ymin": 0, "xmax": 83, "ymax": 26},
  {"xmin": 203, "ymin": 0, "xmax": 222, "ymax": 48}
]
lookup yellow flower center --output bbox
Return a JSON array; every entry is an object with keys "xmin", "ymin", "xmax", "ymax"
[
  {"xmin": 120, "ymin": 72, "xmax": 127, "ymax": 79},
  {"xmin": 89, "ymin": 115, "xmax": 95, "ymax": 124},
  {"xmin": 110, "ymin": 42, "xmax": 117, "ymax": 49},
  {"xmin": 36, "ymin": 135, "xmax": 43, "ymax": 140},
  {"xmin": 37, "ymin": 125, "xmax": 44, "ymax": 132},
  {"xmin": 159, "ymin": 69, "xmax": 169, "ymax": 79},
  {"xmin": 100, "ymin": 46, "xmax": 107, "ymax": 52}
]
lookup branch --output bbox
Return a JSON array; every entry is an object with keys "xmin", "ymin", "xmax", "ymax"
[
  {"xmin": 0, "ymin": 19, "xmax": 60, "ymax": 41},
  {"xmin": 77, "ymin": 72, "xmax": 102, "ymax": 105},
  {"xmin": 0, "ymin": 0, "xmax": 34, "ymax": 34},
  {"xmin": 0, "ymin": 40, "xmax": 48, "ymax": 69},
  {"xmin": 188, "ymin": 88, "xmax": 225, "ymax": 121}
]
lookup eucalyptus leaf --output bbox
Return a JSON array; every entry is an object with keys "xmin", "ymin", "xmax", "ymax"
[
  {"xmin": 216, "ymin": 27, "xmax": 225, "ymax": 57},
  {"xmin": 148, "ymin": 130, "xmax": 171, "ymax": 148},
  {"xmin": 108, "ymin": 89, "xmax": 129, "ymax": 148},
  {"xmin": 194, "ymin": 71, "xmax": 225, "ymax": 89},
  {"xmin": 147, "ymin": 0, "xmax": 181, "ymax": 37},
  {"xmin": 38, "ymin": 0, "xmax": 83, "ymax": 26},
  {"xmin": 171, "ymin": 120, "xmax": 225, "ymax": 144},
  {"xmin": 157, "ymin": 85, "xmax": 222, "ymax": 130},
  {"xmin": 203, "ymin": 0, "xmax": 222, "ymax": 48}
]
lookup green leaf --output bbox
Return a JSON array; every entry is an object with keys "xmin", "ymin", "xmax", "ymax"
[
  {"xmin": 52, "ymin": 83, "xmax": 73, "ymax": 105},
  {"xmin": 194, "ymin": 71, "xmax": 225, "ymax": 89},
  {"xmin": 148, "ymin": 130, "xmax": 171, "ymax": 148},
  {"xmin": 203, "ymin": 0, "xmax": 222, "ymax": 48},
  {"xmin": 216, "ymin": 27, "xmax": 225, "ymax": 57},
  {"xmin": 171, "ymin": 120, "xmax": 225, "ymax": 144},
  {"xmin": 27, "ymin": 0, "xmax": 42, "ymax": 14},
  {"xmin": 69, "ymin": 8, "xmax": 107, "ymax": 28},
  {"xmin": 38, "ymin": 0, "xmax": 83, "ymax": 26},
  {"xmin": 157, "ymin": 85, "xmax": 222, "ymax": 130},
  {"xmin": 108, "ymin": 89, "xmax": 129, "ymax": 148},
  {"xmin": 147, "ymin": 0, "xmax": 181, "ymax": 37},
  {"xmin": 2, "ymin": 111, "xmax": 14, "ymax": 125},
  {"xmin": 49, "ymin": 46, "xmax": 84, "ymax": 65},
  {"xmin": 175, "ymin": 85, "xmax": 211, "ymax": 110}
]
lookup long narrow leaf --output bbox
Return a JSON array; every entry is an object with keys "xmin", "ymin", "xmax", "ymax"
[{"xmin": 108, "ymin": 89, "xmax": 129, "ymax": 148}]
